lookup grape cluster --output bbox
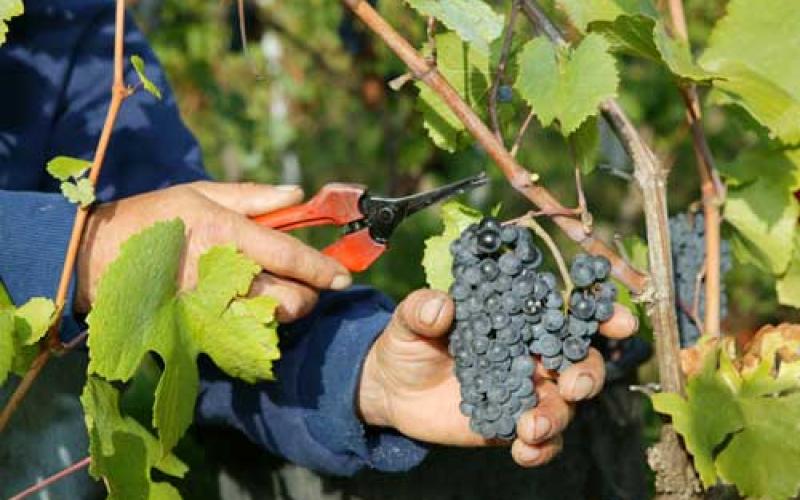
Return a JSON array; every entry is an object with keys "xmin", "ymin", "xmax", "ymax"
[
  {"xmin": 529, "ymin": 253, "xmax": 618, "ymax": 372},
  {"xmin": 669, "ymin": 212, "xmax": 732, "ymax": 347},
  {"xmin": 448, "ymin": 217, "xmax": 552, "ymax": 440},
  {"xmin": 448, "ymin": 217, "xmax": 618, "ymax": 440}
]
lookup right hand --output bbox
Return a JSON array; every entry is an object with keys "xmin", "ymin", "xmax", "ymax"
[{"xmin": 76, "ymin": 181, "xmax": 352, "ymax": 322}]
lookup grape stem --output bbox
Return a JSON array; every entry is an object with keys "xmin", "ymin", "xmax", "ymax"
[
  {"xmin": 0, "ymin": 0, "xmax": 129, "ymax": 434},
  {"xmin": 488, "ymin": 0, "xmax": 520, "ymax": 145},
  {"xmin": 510, "ymin": 109, "xmax": 536, "ymax": 157},
  {"xmin": 515, "ymin": 215, "xmax": 574, "ymax": 300}
]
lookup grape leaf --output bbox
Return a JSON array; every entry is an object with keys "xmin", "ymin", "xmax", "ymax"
[
  {"xmin": 777, "ymin": 235, "xmax": 800, "ymax": 309},
  {"xmin": 700, "ymin": 0, "xmax": 800, "ymax": 144},
  {"xmin": 131, "ymin": 55, "xmax": 163, "ymax": 100},
  {"xmin": 422, "ymin": 201, "xmax": 482, "ymax": 291},
  {"xmin": 718, "ymin": 149, "xmax": 800, "ymax": 276},
  {"xmin": 87, "ymin": 220, "xmax": 280, "ymax": 453},
  {"xmin": 651, "ymin": 21, "xmax": 715, "ymax": 82},
  {"xmin": 81, "ymin": 377, "xmax": 186, "ymax": 499},
  {"xmin": 570, "ymin": 116, "xmax": 600, "ymax": 174},
  {"xmin": 587, "ymin": 14, "xmax": 659, "ymax": 61},
  {"xmin": 652, "ymin": 343, "xmax": 800, "ymax": 499},
  {"xmin": 0, "ymin": 296, "xmax": 56, "ymax": 385},
  {"xmin": 46, "ymin": 156, "xmax": 91, "ymax": 181},
  {"xmin": 0, "ymin": 0, "xmax": 23, "ymax": 46},
  {"xmin": 0, "ymin": 309, "xmax": 14, "ymax": 385},
  {"xmin": 0, "ymin": 279, "xmax": 12, "ymax": 307},
  {"xmin": 416, "ymin": 32, "xmax": 491, "ymax": 151},
  {"xmin": 557, "ymin": 0, "xmax": 656, "ymax": 31},
  {"xmin": 61, "ymin": 178, "xmax": 96, "ymax": 207},
  {"xmin": 404, "ymin": 0, "xmax": 502, "ymax": 55},
  {"xmin": 514, "ymin": 33, "xmax": 619, "ymax": 135}
]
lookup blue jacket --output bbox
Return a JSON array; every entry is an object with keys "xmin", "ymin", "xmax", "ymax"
[{"xmin": 0, "ymin": 0, "xmax": 426, "ymax": 480}]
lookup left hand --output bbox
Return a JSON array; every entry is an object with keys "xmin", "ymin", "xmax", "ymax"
[{"xmin": 357, "ymin": 288, "xmax": 639, "ymax": 467}]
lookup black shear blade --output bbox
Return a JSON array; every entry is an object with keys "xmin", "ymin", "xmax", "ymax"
[{"xmin": 395, "ymin": 172, "xmax": 488, "ymax": 217}]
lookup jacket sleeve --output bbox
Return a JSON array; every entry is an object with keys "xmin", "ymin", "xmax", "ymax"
[{"xmin": 197, "ymin": 287, "xmax": 429, "ymax": 476}]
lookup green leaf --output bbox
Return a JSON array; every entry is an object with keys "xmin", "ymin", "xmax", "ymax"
[
  {"xmin": 651, "ymin": 21, "xmax": 715, "ymax": 82},
  {"xmin": 14, "ymin": 297, "xmax": 56, "ymax": 345},
  {"xmin": 718, "ymin": 149, "xmax": 800, "ymax": 275},
  {"xmin": 570, "ymin": 116, "xmax": 600, "ymax": 174},
  {"xmin": 652, "ymin": 346, "xmax": 800, "ymax": 499},
  {"xmin": 46, "ymin": 156, "xmax": 91, "ymax": 181},
  {"xmin": 131, "ymin": 55, "xmax": 163, "ymax": 100},
  {"xmin": 81, "ymin": 377, "xmax": 187, "ymax": 497},
  {"xmin": 700, "ymin": 0, "xmax": 800, "ymax": 144},
  {"xmin": 404, "ymin": 0, "xmax": 503, "ymax": 55},
  {"xmin": 514, "ymin": 34, "xmax": 619, "ymax": 135},
  {"xmin": 587, "ymin": 14, "xmax": 659, "ymax": 61},
  {"xmin": 0, "ymin": 0, "xmax": 23, "ymax": 46},
  {"xmin": 61, "ymin": 178, "xmax": 96, "ymax": 207},
  {"xmin": 416, "ymin": 32, "xmax": 491, "ymax": 151},
  {"xmin": 0, "ymin": 309, "xmax": 15, "ymax": 385},
  {"xmin": 87, "ymin": 221, "xmax": 280, "ymax": 453},
  {"xmin": 708, "ymin": 63, "xmax": 800, "ymax": 145},
  {"xmin": 422, "ymin": 201, "xmax": 483, "ymax": 291},
  {"xmin": 0, "ymin": 279, "xmax": 12, "ymax": 307},
  {"xmin": 777, "ymin": 235, "xmax": 800, "ymax": 308}
]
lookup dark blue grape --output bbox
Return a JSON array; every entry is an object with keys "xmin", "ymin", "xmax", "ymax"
[
  {"xmin": 479, "ymin": 258, "xmax": 500, "ymax": 280},
  {"xmin": 497, "ymin": 84, "xmax": 513, "ymax": 103},
  {"xmin": 542, "ymin": 355, "xmax": 563, "ymax": 371},
  {"xmin": 543, "ymin": 309, "xmax": 565, "ymax": 331},
  {"xmin": 477, "ymin": 229, "xmax": 501, "ymax": 253},
  {"xmin": 563, "ymin": 336, "xmax": 589, "ymax": 361},
  {"xmin": 570, "ymin": 260, "xmax": 595, "ymax": 287},
  {"xmin": 537, "ymin": 334, "xmax": 561, "ymax": 356},
  {"xmin": 594, "ymin": 299, "xmax": 614, "ymax": 321},
  {"xmin": 499, "ymin": 252, "xmax": 522, "ymax": 275}
]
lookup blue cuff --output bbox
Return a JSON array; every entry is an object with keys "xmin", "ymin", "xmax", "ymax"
[
  {"xmin": 197, "ymin": 287, "xmax": 428, "ymax": 476},
  {"xmin": 0, "ymin": 190, "xmax": 83, "ymax": 340}
]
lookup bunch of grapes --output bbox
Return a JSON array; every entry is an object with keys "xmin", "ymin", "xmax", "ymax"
[
  {"xmin": 447, "ymin": 217, "xmax": 617, "ymax": 440},
  {"xmin": 669, "ymin": 212, "xmax": 732, "ymax": 347},
  {"xmin": 530, "ymin": 253, "xmax": 618, "ymax": 372}
]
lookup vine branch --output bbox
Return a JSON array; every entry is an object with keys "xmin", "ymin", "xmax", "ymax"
[
  {"xmin": 341, "ymin": 0, "xmax": 647, "ymax": 296},
  {"xmin": 667, "ymin": 0, "xmax": 723, "ymax": 338},
  {"xmin": 0, "ymin": 0, "xmax": 129, "ymax": 434},
  {"xmin": 10, "ymin": 456, "xmax": 92, "ymax": 500}
]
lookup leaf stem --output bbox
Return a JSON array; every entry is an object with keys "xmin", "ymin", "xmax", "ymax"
[
  {"xmin": 0, "ymin": 0, "xmax": 130, "ymax": 434},
  {"xmin": 340, "ymin": 0, "xmax": 647, "ymax": 295},
  {"xmin": 9, "ymin": 456, "xmax": 91, "ymax": 500}
]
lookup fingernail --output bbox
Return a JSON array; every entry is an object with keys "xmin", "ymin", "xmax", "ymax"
[
  {"xmin": 331, "ymin": 274, "xmax": 352, "ymax": 290},
  {"xmin": 532, "ymin": 416, "xmax": 551, "ymax": 441},
  {"xmin": 629, "ymin": 314, "xmax": 640, "ymax": 332},
  {"xmin": 419, "ymin": 297, "xmax": 445, "ymax": 325},
  {"xmin": 571, "ymin": 374, "xmax": 595, "ymax": 400},
  {"xmin": 276, "ymin": 184, "xmax": 300, "ymax": 191},
  {"xmin": 518, "ymin": 446, "xmax": 541, "ymax": 463}
]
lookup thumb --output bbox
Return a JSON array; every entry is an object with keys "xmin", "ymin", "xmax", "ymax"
[
  {"xmin": 190, "ymin": 181, "xmax": 304, "ymax": 215},
  {"xmin": 390, "ymin": 289, "xmax": 454, "ymax": 341}
]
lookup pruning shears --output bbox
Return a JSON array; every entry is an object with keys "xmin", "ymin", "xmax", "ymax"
[{"xmin": 251, "ymin": 172, "xmax": 488, "ymax": 272}]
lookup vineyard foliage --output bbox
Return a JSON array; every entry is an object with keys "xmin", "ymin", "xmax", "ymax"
[{"xmin": 2, "ymin": 0, "xmax": 800, "ymax": 497}]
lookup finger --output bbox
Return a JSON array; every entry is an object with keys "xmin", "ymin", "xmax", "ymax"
[
  {"xmin": 511, "ymin": 435, "xmax": 564, "ymax": 467},
  {"xmin": 598, "ymin": 304, "xmax": 639, "ymax": 339},
  {"xmin": 557, "ymin": 348, "xmax": 605, "ymax": 402},
  {"xmin": 191, "ymin": 181, "xmax": 304, "ymax": 216},
  {"xmin": 389, "ymin": 289, "xmax": 455, "ymax": 342},
  {"xmin": 516, "ymin": 379, "xmax": 574, "ymax": 445},
  {"xmin": 250, "ymin": 273, "xmax": 318, "ymax": 323},
  {"xmin": 232, "ymin": 218, "xmax": 351, "ymax": 290}
]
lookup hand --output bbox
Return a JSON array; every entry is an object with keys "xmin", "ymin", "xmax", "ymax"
[
  {"xmin": 358, "ymin": 289, "xmax": 638, "ymax": 467},
  {"xmin": 77, "ymin": 181, "xmax": 352, "ymax": 321}
]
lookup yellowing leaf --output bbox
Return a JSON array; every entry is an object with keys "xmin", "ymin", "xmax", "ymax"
[
  {"xmin": 514, "ymin": 34, "xmax": 619, "ymax": 135},
  {"xmin": 0, "ymin": 309, "xmax": 14, "ymax": 385},
  {"xmin": 653, "ymin": 344, "xmax": 800, "ymax": 499},
  {"xmin": 0, "ymin": 0, "xmax": 23, "ymax": 46},
  {"xmin": 46, "ymin": 156, "xmax": 92, "ymax": 181},
  {"xmin": 404, "ymin": 0, "xmax": 503, "ymax": 55},
  {"xmin": 131, "ymin": 55, "xmax": 163, "ymax": 100},
  {"xmin": 422, "ymin": 201, "xmax": 482, "ymax": 291}
]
